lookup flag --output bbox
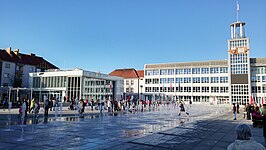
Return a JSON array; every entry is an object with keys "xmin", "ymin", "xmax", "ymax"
[
  {"xmin": 109, "ymin": 82, "xmax": 113, "ymax": 91},
  {"xmin": 262, "ymin": 97, "xmax": 264, "ymax": 104},
  {"xmin": 237, "ymin": 1, "xmax": 239, "ymax": 12},
  {"xmin": 250, "ymin": 96, "xmax": 254, "ymax": 104},
  {"xmin": 170, "ymin": 82, "xmax": 173, "ymax": 92}
]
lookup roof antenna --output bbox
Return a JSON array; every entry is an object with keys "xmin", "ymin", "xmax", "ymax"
[{"xmin": 236, "ymin": 0, "xmax": 240, "ymax": 22}]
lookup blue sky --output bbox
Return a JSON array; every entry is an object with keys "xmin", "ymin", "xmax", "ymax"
[{"xmin": 1, "ymin": 0, "xmax": 265, "ymax": 74}]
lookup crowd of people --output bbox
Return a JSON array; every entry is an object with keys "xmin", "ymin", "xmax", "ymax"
[{"xmin": 66, "ymin": 98, "xmax": 190, "ymax": 116}]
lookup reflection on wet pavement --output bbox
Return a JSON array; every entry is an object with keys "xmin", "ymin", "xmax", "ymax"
[{"xmin": 0, "ymin": 104, "xmax": 230, "ymax": 149}]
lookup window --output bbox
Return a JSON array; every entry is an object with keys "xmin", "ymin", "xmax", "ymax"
[
  {"xmin": 160, "ymin": 78, "xmax": 167, "ymax": 84},
  {"xmin": 5, "ymin": 63, "xmax": 10, "ymax": 68},
  {"xmin": 184, "ymin": 68, "xmax": 191, "ymax": 74},
  {"xmin": 126, "ymin": 80, "xmax": 129, "ymax": 85},
  {"xmin": 261, "ymin": 67, "xmax": 266, "ymax": 74},
  {"xmin": 262, "ymin": 76, "xmax": 266, "ymax": 82},
  {"xmin": 211, "ymin": 87, "xmax": 219, "ymax": 93},
  {"xmin": 201, "ymin": 87, "xmax": 209, "ymax": 93},
  {"xmin": 183, "ymin": 87, "xmax": 191, "ymax": 92},
  {"xmin": 251, "ymin": 76, "xmax": 261, "ymax": 82},
  {"xmin": 201, "ymin": 68, "xmax": 209, "ymax": 74},
  {"xmin": 192, "ymin": 68, "xmax": 200, "ymax": 74},
  {"xmin": 168, "ymin": 78, "xmax": 174, "ymax": 83},
  {"xmin": 131, "ymin": 80, "xmax": 134, "ymax": 85},
  {"xmin": 176, "ymin": 69, "xmax": 183, "ymax": 74},
  {"xmin": 176, "ymin": 78, "xmax": 183, "ymax": 83},
  {"xmin": 220, "ymin": 87, "xmax": 229, "ymax": 93},
  {"xmin": 153, "ymin": 70, "xmax": 159, "ymax": 75},
  {"xmin": 220, "ymin": 77, "xmax": 228, "ymax": 83},
  {"xmin": 210, "ymin": 67, "xmax": 219, "ymax": 74},
  {"xmin": 160, "ymin": 69, "xmax": 167, "ymax": 75},
  {"xmin": 220, "ymin": 67, "xmax": 228, "ymax": 73},
  {"xmin": 193, "ymin": 77, "xmax": 200, "ymax": 83},
  {"xmin": 168, "ymin": 69, "xmax": 174, "ymax": 75},
  {"xmin": 126, "ymin": 88, "xmax": 129, "ymax": 93},
  {"xmin": 211, "ymin": 77, "xmax": 219, "ymax": 83},
  {"xmin": 145, "ymin": 70, "xmax": 153, "ymax": 76},
  {"xmin": 193, "ymin": 87, "xmax": 200, "ymax": 92},
  {"xmin": 184, "ymin": 77, "xmax": 191, "ymax": 83},
  {"xmin": 201, "ymin": 77, "xmax": 209, "ymax": 83}
]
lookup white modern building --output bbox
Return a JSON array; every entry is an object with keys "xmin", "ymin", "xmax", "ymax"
[
  {"xmin": 143, "ymin": 13, "xmax": 266, "ymax": 105},
  {"xmin": 29, "ymin": 69, "xmax": 124, "ymax": 102}
]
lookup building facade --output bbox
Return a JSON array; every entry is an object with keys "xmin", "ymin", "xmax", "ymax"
[
  {"xmin": 143, "ymin": 19, "xmax": 266, "ymax": 105},
  {"xmin": 109, "ymin": 68, "xmax": 144, "ymax": 100},
  {"xmin": 29, "ymin": 69, "xmax": 124, "ymax": 102},
  {"xmin": 0, "ymin": 47, "xmax": 58, "ymax": 102}
]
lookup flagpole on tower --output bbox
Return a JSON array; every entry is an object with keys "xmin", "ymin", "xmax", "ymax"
[{"xmin": 236, "ymin": 1, "xmax": 240, "ymax": 22}]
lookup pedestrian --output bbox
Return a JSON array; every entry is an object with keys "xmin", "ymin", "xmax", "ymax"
[
  {"xmin": 246, "ymin": 103, "xmax": 251, "ymax": 120},
  {"xmin": 91, "ymin": 99, "xmax": 94, "ymax": 111},
  {"xmin": 262, "ymin": 104, "xmax": 266, "ymax": 144},
  {"xmin": 2, "ymin": 99, "xmax": 7, "ymax": 111},
  {"xmin": 227, "ymin": 124, "xmax": 265, "ymax": 150},
  {"xmin": 189, "ymin": 100, "xmax": 192, "ymax": 108},
  {"xmin": 243, "ymin": 104, "xmax": 247, "ymax": 118},
  {"xmin": 237, "ymin": 103, "xmax": 240, "ymax": 113},
  {"xmin": 44, "ymin": 96, "xmax": 49, "ymax": 117},
  {"xmin": 18, "ymin": 105, "xmax": 22, "ymax": 118},
  {"xmin": 30, "ymin": 98, "xmax": 35, "ymax": 113},
  {"xmin": 178, "ymin": 101, "xmax": 189, "ymax": 116},
  {"xmin": 33, "ymin": 100, "xmax": 40, "ymax": 119},
  {"xmin": 233, "ymin": 103, "xmax": 237, "ymax": 120}
]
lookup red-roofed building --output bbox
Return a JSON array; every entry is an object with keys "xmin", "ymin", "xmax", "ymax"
[
  {"xmin": 0, "ymin": 47, "xmax": 58, "ymax": 96},
  {"xmin": 109, "ymin": 68, "xmax": 144, "ymax": 100}
]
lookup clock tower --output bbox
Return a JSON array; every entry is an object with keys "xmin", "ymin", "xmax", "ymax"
[{"xmin": 228, "ymin": 2, "xmax": 251, "ymax": 105}]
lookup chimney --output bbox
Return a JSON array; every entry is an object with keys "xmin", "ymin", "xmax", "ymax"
[
  {"xmin": 6, "ymin": 47, "xmax": 12, "ymax": 54},
  {"xmin": 30, "ymin": 53, "xmax": 36, "ymax": 57},
  {"xmin": 14, "ymin": 49, "xmax": 20, "ymax": 55}
]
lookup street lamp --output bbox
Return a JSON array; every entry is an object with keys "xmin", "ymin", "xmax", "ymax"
[
  {"xmin": 39, "ymin": 73, "xmax": 44, "ymax": 102},
  {"xmin": 140, "ymin": 85, "xmax": 143, "ymax": 100}
]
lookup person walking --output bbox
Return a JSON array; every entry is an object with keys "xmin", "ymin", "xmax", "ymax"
[
  {"xmin": 178, "ymin": 101, "xmax": 189, "ymax": 116},
  {"xmin": 30, "ymin": 98, "xmax": 35, "ymax": 113},
  {"xmin": 44, "ymin": 96, "xmax": 49, "ymax": 117},
  {"xmin": 227, "ymin": 124, "xmax": 265, "ymax": 150},
  {"xmin": 233, "ymin": 103, "xmax": 237, "ymax": 120},
  {"xmin": 237, "ymin": 103, "xmax": 240, "ymax": 113}
]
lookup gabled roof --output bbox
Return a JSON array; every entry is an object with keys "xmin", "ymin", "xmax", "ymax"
[
  {"xmin": 136, "ymin": 70, "xmax": 144, "ymax": 78},
  {"xmin": 0, "ymin": 48, "xmax": 58, "ymax": 69},
  {"xmin": 109, "ymin": 68, "xmax": 142, "ymax": 79}
]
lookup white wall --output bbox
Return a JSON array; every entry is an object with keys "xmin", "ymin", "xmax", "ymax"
[{"xmin": 1, "ymin": 61, "xmax": 16, "ymax": 87}]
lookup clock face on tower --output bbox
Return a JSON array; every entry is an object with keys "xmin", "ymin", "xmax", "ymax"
[{"xmin": 228, "ymin": 47, "xmax": 249, "ymax": 54}]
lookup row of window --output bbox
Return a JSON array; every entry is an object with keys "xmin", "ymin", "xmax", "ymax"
[
  {"xmin": 125, "ymin": 88, "xmax": 134, "ymax": 93},
  {"xmin": 251, "ymin": 67, "xmax": 266, "ymax": 74},
  {"xmin": 145, "ymin": 77, "xmax": 228, "ymax": 84},
  {"xmin": 252, "ymin": 86, "xmax": 266, "ymax": 93},
  {"xmin": 145, "ymin": 67, "xmax": 228, "ymax": 76},
  {"xmin": 145, "ymin": 86, "xmax": 229, "ymax": 93},
  {"xmin": 32, "ymin": 76, "xmax": 67, "ymax": 88},
  {"xmin": 125, "ymin": 80, "xmax": 134, "ymax": 85},
  {"xmin": 251, "ymin": 76, "xmax": 266, "ymax": 82},
  {"xmin": 84, "ymin": 88, "xmax": 112, "ymax": 93},
  {"xmin": 229, "ymin": 39, "xmax": 248, "ymax": 48}
]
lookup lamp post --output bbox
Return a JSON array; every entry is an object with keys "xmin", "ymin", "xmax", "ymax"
[
  {"xmin": 39, "ymin": 73, "xmax": 44, "ymax": 102},
  {"xmin": 140, "ymin": 85, "xmax": 143, "ymax": 100}
]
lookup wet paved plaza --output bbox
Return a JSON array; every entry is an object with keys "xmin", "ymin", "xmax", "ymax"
[{"xmin": 0, "ymin": 104, "xmax": 264, "ymax": 150}]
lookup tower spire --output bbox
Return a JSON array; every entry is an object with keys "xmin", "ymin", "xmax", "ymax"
[{"xmin": 236, "ymin": 1, "xmax": 240, "ymax": 22}]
